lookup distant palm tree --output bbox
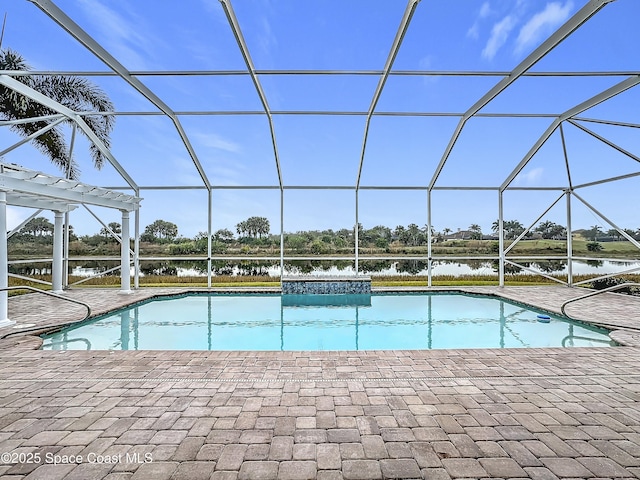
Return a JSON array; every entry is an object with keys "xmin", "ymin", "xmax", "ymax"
[
  {"xmin": 468, "ymin": 223, "xmax": 482, "ymax": 240},
  {"xmin": 0, "ymin": 48, "xmax": 114, "ymax": 179}
]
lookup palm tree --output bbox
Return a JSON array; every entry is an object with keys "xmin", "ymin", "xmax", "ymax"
[
  {"xmin": 589, "ymin": 224, "xmax": 603, "ymax": 241},
  {"xmin": 468, "ymin": 224, "xmax": 482, "ymax": 240},
  {"xmin": 0, "ymin": 49, "xmax": 114, "ymax": 179}
]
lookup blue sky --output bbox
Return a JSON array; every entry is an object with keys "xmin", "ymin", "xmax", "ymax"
[{"xmin": 1, "ymin": 0, "xmax": 639, "ymax": 238}]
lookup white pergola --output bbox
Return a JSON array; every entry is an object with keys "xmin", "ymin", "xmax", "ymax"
[
  {"xmin": 1, "ymin": 0, "xmax": 639, "ymax": 290},
  {"xmin": 0, "ymin": 163, "xmax": 141, "ymax": 326}
]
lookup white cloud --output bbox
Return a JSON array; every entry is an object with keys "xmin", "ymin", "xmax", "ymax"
[
  {"xmin": 76, "ymin": 0, "xmax": 163, "ymax": 69},
  {"xmin": 482, "ymin": 15, "xmax": 517, "ymax": 60},
  {"xmin": 171, "ymin": 155, "xmax": 206, "ymax": 186},
  {"xmin": 199, "ymin": 0, "xmax": 228, "ymax": 25},
  {"xmin": 467, "ymin": 24, "xmax": 480, "ymax": 40},
  {"xmin": 418, "ymin": 55, "xmax": 433, "ymax": 70},
  {"xmin": 258, "ymin": 16, "xmax": 277, "ymax": 61},
  {"xmin": 479, "ymin": 2, "xmax": 492, "ymax": 18},
  {"xmin": 194, "ymin": 133, "xmax": 242, "ymax": 154},
  {"xmin": 516, "ymin": 167, "xmax": 544, "ymax": 184},
  {"xmin": 467, "ymin": 2, "xmax": 492, "ymax": 40},
  {"xmin": 515, "ymin": 1, "xmax": 574, "ymax": 53}
]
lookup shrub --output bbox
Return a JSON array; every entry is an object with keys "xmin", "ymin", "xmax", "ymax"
[
  {"xmin": 168, "ymin": 242, "xmax": 197, "ymax": 255},
  {"xmin": 586, "ymin": 241, "xmax": 603, "ymax": 252},
  {"xmin": 310, "ymin": 240, "xmax": 329, "ymax": 255},
  {"xmin": 590, "ymin": 276, "xmax": 637, "ymax": 295}
]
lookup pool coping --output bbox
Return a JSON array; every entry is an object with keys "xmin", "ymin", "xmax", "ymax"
[{"xmin": 3, "ymin": 285, "xmax": 640, "ymax": 350}]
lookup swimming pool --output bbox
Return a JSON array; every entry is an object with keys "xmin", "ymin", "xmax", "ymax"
[{"xmin": 40, "ymin": 292, "xmax": 614, "ymax": 351}]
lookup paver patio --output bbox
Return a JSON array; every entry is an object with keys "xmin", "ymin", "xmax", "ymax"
[{"xmin": 0, "ymin": 286, "xmax": 639, "ymax": 479}]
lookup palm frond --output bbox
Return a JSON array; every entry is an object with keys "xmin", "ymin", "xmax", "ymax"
[
  {"xmin": 8, "ymin": 120, "xmax": 79, "ymax": 178},
  {"xmin": 0, "ymin": 48, "xmax": 115, "ymax": 179}
]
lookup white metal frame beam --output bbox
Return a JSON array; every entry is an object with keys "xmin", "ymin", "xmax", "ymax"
[
  {"xmin": 27, "ymin": 0, "xmax": 212, "ymax": 191},
  {"xmin": 219, "ymin": 0, "xmax": 284, "ymax": 189},
  {"xmin": 355, "ymin": 0, "xmax": 421, "ymax": 189},
  {"xmin": 567, "ymin": 119, "xmax": 640, "ymax": 164},
  {"xmin": 7, "ymin": 68, "xmax": 640, "ymax": 78},
  {"xmin": 501, "ymin": 75, "xmax": 640, "ymax": 191},
  {"xmin": 0, "ymin": 116, "xmax": 66, "ymax": 157},
  {"xmin": 0, "ymin": 113, "xmax": 64, "ymax": 126},
  {"xmin": 428, "ymin": 0, "xmax": 616, "ymax": 191},
  {"xmin": 353, "ymin": 0, "xmax": 421, "ymax": 274},
  {"xmin": 3, "ymin": 0, "xmax": 636, "ymax": 290},
  {"xmin": 0, "ymin": 74, "xmax": 138, "ymax": 189}
]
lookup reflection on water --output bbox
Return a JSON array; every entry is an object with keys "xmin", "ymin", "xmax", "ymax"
[
  {"xmin": 11, "ymin": 258, "xmax": 639, "ymax": 280},
  {"xmin": 41, "ymin": 293, "xmax": 615, "ymax": 351}
]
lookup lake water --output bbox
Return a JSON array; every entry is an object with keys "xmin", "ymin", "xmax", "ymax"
[{"xmin": 67, "ymin": 259, "xmax": 640, "ymax": 278}]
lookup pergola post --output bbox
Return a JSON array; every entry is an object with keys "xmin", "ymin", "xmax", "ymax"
[
  {"xmin": 120, "ymin": 210, "xmax": 131, "ymax": 294},
  {"xmin": 52, "ymin": 210, "xmax": 64, "ymax": 294},
  {"xmin": 0, "ymin": 191, "xmax": 14, "ymax": 326}
]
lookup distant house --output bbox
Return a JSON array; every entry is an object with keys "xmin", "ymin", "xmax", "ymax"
[{"xmin": 444, "ymin": 230, "xmax": 473, "ymax": 240}]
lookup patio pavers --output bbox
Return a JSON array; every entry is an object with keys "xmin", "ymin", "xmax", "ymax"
[{"xmin": 0, "ymin": 286, "xmax": 639, "ymax": 478}]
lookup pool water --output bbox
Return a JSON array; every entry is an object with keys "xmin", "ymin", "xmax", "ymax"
[{"xmin": 40, "ymin": 292, "xmax": 614, "ymax": 351}]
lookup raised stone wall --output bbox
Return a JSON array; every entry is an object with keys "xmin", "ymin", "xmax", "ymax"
[{"xmin": 282, "ymin": 276, "xmax": 371, "ymax": 295}]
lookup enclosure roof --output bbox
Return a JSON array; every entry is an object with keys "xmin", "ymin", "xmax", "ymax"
[
  {"xmin": 0, "ymin": 163, "xmax": 141, "ymax": 212},
  {"xmin": 1, "ymin": 0, "xmax": 639, "ymax": 234}
]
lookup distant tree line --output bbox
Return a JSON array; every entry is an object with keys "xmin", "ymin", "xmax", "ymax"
[{"xmin": 9, "ymin": 216, "xmax": 640, "ymax": 255}]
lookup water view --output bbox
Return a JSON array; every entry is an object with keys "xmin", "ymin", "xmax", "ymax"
[{"xmin": 54, "ymin": 259, "xmax": 640, "ymax": 278}]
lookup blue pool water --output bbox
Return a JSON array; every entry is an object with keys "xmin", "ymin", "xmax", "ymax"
[{"xmin": 40, "ymin": 292, "xmax": 614, "ymax": 351}]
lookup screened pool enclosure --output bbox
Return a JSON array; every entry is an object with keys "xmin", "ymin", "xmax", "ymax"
[{"xmin": 1, "ymin": 0, "xmax": 639, "ymax": 290}]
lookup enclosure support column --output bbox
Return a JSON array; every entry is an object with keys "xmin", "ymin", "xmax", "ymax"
[
  {"xmin": 355, "ymin": 189, "xmax": 359, "ymax": 275},
  {"xmin": 134, "ymin": 189, "xmax": 140, "ymax": 289},
  {"xmin": 120, "ymin": 210, "xmax": 131, "ymax": 294},
  {"xmin": 427, "ymin": 189, "xmax": 432, "ymax": 287},
  {"xmin": 566, "ymin": 190, "xmax": 573, "ymax": 287},
  {"xmin": 0, "ymin": 191, "xmax": 14, "ymax": 326},
  {"xmin": 207, "ymin": 189, "xmax": 212, "ymax": 288},
  {"xmin": 498, "ymin": 190, "xmax": 505, "ymax": 287},
  {"xmin": 52, "ymin": 210, "xmax": 64, "ymax": 294},
  {"xmin": 280, "ymin": 189, "xmax": 284, "ymax": 279}
]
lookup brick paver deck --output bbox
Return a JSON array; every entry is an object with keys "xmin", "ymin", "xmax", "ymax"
[{"xmin": 0, "ymin": 286, "xmax": 639, "ymax": 479}]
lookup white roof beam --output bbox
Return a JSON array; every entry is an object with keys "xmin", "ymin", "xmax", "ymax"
[
  {"xmin": 27, "ymin": 0, "xmax": 211, "ymax": 191},
  {"xmin": 219, "ymin": 0, "xmax": 283, "ymax": 189},
  {"xmin": 501, "ymin": 75, "xmax": 640, "ymax": 191},
  {"xmin": 573, "ymin": 170, "xmax": 640, "ymax": 190},
  {"xmin": 567, "ymin": 119, "xmax": 640, "ymax": 163},
  {"xmin": 0, "ymin": 114, "xmax": 64, "ymax": 126},
  {"xmin": 356, "ymin": 0, "xmax": 421, "ymax": 189},
  {"xmin": 0, "ymin": 74, "xmax": 138, "ymax": 189},
  {"xmin": 8, "ymin": 69, "xmax": 640, "ymax": 78},
  {"xmin": 428, "ymin": 0, "xmax": 616, "ymax": 190},
  {"xmin": 572, "ymin": 117, "xmax": 640, "ymax": 129},
  {"xmin": 0, "ymin": 116, "xmax": 66, "ymax": 157}
]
